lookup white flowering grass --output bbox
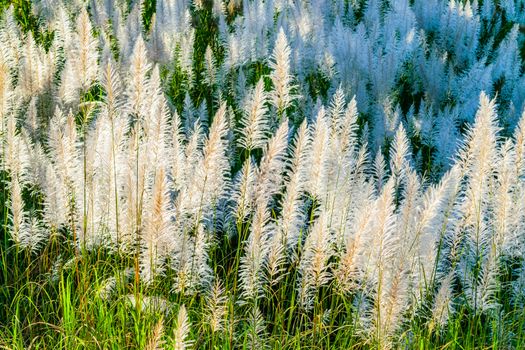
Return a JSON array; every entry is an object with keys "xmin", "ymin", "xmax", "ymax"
[{"xmin": 1, "ymin": 1, "xmax": 525, "ymax": 349}]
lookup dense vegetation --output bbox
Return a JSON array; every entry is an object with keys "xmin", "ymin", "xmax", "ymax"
[{"xmin": 1, "ymin": 0, "xmax": 525, "ymax": 349}]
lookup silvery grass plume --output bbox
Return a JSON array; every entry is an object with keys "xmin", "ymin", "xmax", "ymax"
[
  {"xmin": 127, "ymin": 36, "xmax": 152, "ymax": 117},
  {"xmin": 3, "ymin": 111, "xmax": 31, "ymax": 181},
  {"xmin": 18, "ymin": 33, "xmax": 54, "ymax": 101},
  {"xmin": 358, "ymin": 179, "xmax": 410, "ymax": 349},
  {"xmin": 412, "ymin": 166, "xmax": 462, "ymax": 296},
  {"xmin": 429, "ymin": 272, "xmax": 454, "ymax": 332},
  {"xmin": 515, "ymin": 113, "xmax": 525, "ymax": 179},
  {"xmin": 140, "ymin": 166, "xmax": 172, "ymax": 284},
  {"xmin": 72, "ymin": 9, "xmax": 98, "ymax": 92},
  {"xmin": 96, "ymin": 276, "xmax": 117, "ymax": 301},
  {"xmin": 171, "ymin": 222, "xmax": 213, "ymax": 295},
  {"xmin": 18, "ymin": 212, "xmax": 47, "ymax": 254},
  {"xmin": 306, "ymin": 107, "xmax": 330, "ymax": 200},
  {"xmin": 238, "ymin": 78, "xmax": 269, "ymax": 151},
  {"xmin": 0, "ymin": 7, "xmax": 22, "ymax": 71},
  {"xmin": 239, "ymin": 203, "xmax": 272, "ymax": 304},
  {"xmin": 278, "ymin": 119, "xmax": 310, "ymax": 252},
  {"xmin": 57, "ymin": 9, "xmax": 97, "ymax": 107},
  {"xmin": 324, "ymin": 92, "xmax": 362, "ymax": 248},
  {"xmin": 389, "ymin": 125, "xmax": 411, "ymax": 192},
  {"xmin": 253, "ymin": 121, "xmax": 289, "ymax": 209},
  {"xmin": 170, "ymin": 110, "xmax": 187, "ymax": 192},
  {"xmin": 232, "ymin": 157, "xmax": 257, "ymax": 224},
  {"xmin": 46, "ymin": 109, "xmax": 82, "ymax": 237},
  {"xmin": 297, "ymin": 209, "xmax": 333, "ymax": 311},
  {"xmin": 265, "ymin": 224, "xmax": 286, "ymax": 287},
  {"xmin": 0, "ymin": 51, "xmax": 12, "ymax": 124},
  {"xmin": 395, "ymin": 170, "xmax": 421, "ymax": 260},
  {"xmin": 270, "ymin": 28, "xmax": 297, "ymax": 117},
  {"xmin": 97, "ymin": 60, "xmax": 127, "ymax": 247},
  {"xmin": 493, "ymin": 139, "xmax": 521, "ymax": 255},
  {"xmin": 89, "ymin": 105, "xmax": 126, "ymax": 247},
  {"xmin": 204, "ymin": 279, "xmax": 228, "ymax": 334},
  {"xmin": 145, "ymin": 317, "xmax": 165, "ymax": 350},
  {"xmin": 334, "ymin": 189, "xmax": 375, "ymax": 294},
  {"xmin": 172, "ymin": 305, "xmax": 193, "ymax": 350},
  {"xmin": 245, "ymin": 306, "xmax": 269, "ymax": 350},
  {"xmin": 8, "ymin": 176, "xmax": 27, "ymax": 249},
  {"xmin": 177, "ymin": 103, "xmax": 229, "ymax": 221},
  {"xmin": 456, "ymin": 93, "xmax": 502, "ymax": 314}
]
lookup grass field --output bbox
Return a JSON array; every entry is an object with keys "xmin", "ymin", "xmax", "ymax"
[{"xmin": 1, "ymin": 0, "xmax": 525, "ymax": 349}]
